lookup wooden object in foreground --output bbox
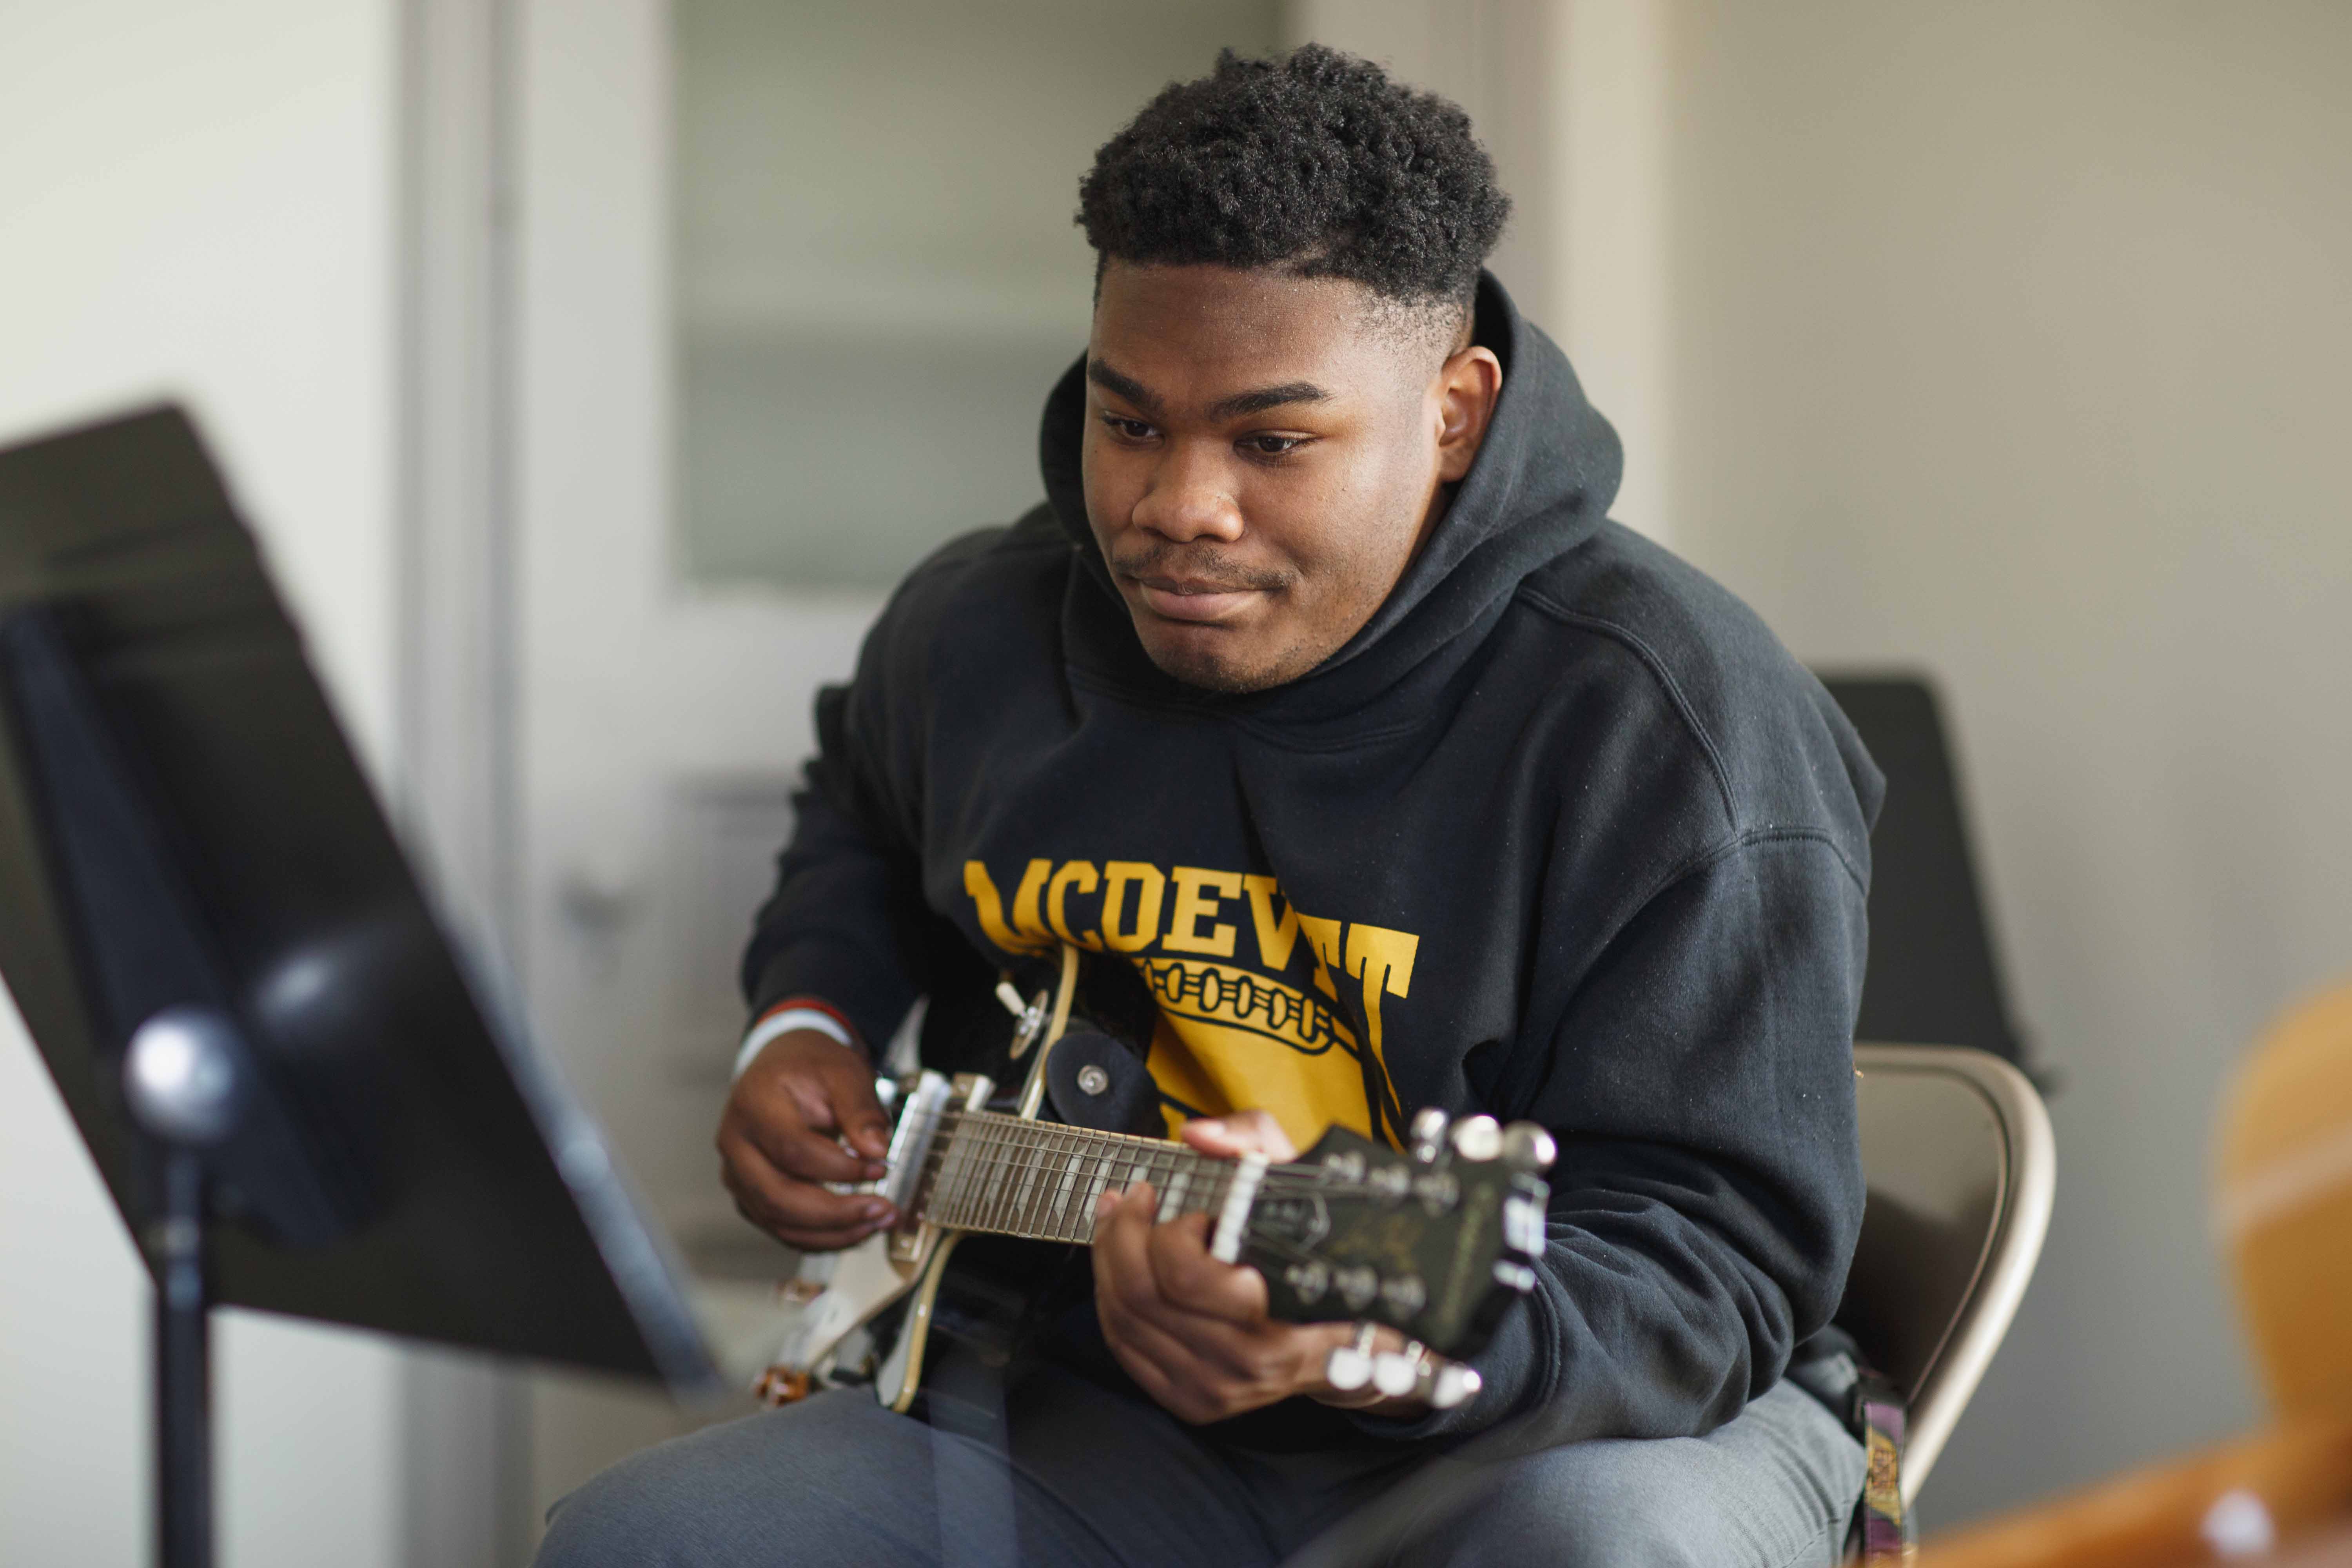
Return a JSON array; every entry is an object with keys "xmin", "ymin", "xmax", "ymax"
[
  {"xmin": 1917, "ymin": 1414, "xmax": 2352, "ymax": 1568},
  {"xmin": 2217, "ymin": 984, "xmax": 2352, "ymax": 1422}
]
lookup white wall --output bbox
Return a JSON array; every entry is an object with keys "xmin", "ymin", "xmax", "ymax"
[
  {"xmin": 0, "ymin": 4, "xmax": 406, "ymax": 1564},
  {"xmin": 1286, "ymin": 0, "xmax": 1675, "ymax": 542},
  {"xmin": 1661, "ymin": 0, "xmax": 2352, "ymax": 1532}
]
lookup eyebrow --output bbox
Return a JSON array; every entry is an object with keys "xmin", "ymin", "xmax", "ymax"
[
  {"xmin": 1087, "ymin": 360, "xmax": 1162, "ymax": 416},
  {"xmin": 1207, "ymin": 381, "xmax": 1330, "ymax": 421},
  {"xmin": 1087, "ymin": 360, "xmax": 1332, "ymax": 423}
]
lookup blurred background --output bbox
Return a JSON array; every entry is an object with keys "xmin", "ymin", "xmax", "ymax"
[{"xmin": 2, "ymin": 1, "xmax": 2346, "ymax": 1563}]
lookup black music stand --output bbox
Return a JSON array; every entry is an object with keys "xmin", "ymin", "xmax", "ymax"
[{"xmin": 0, "ymin": 407, "xmax": 721, "ymax": 1568}]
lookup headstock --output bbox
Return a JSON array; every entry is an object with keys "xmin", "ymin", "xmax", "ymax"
[{"xmin": 1238, "ymin": 1109, "xmax": 1553, "ymax": 1401}]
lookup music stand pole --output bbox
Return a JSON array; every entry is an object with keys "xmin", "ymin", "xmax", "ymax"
[{"xmin": 124, "ymin": 1006, "xmax": 249, "ymax": 1568}]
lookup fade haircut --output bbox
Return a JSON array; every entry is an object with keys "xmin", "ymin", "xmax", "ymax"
[{"xmin": 1077, "ymin": 45, "xmax": 1511, "ymax": 345}]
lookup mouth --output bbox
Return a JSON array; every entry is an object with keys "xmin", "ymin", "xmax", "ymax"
[{"xmin": 1126, "ymin": 574, "xmax": 1268, "ymax": 624}]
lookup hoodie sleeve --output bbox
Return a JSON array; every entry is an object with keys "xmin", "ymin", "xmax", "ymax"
[
  {"xmin": 1355, "ymin": 829, "xmax": 1870, "ymax": 1445},
  {"xmin": 739, "ymin": 604, "xmax": 933, "ymax": 1056}
]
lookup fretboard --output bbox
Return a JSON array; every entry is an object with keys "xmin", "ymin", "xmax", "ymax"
[{"xmin": 915, "ymin": 1110, "xmax": 1238, "ymax": 1244}]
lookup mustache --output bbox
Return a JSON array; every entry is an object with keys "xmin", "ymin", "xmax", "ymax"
[{"xmin": 1108, "ymin": 542, "xmax": 1295, "ymax": 593}]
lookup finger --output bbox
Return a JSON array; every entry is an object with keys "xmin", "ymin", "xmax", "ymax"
[
  {"xmin": 720, "ymin": 1159, "xmax": 887, "ymax": 1248},
  {"xmin": 1091, "ymin": 1182, "xmax": 1162, "ymax": 1318},
  {"xmin": 722, "ymin": 1181, "xmax": 882, "ymax": 1253},
  {"xmin": 731, "ymin": 1093, "xmax": 885, "ymax": 1185},
  {"xmin": 804, "ymin": 1046, "xmax": 893, "ymax": 1162},
  {"xmin": 1093, "ymin": 1197, "xmax": 1270, "ymax": 1385},
  {"xmin": 730, "ymin": 1194, "xmax": 887, "ymax": 1252},
  {"xmin": 1099, "ymin": 1290, "xmax": 1249, "ymax": 1419},
  {"xmin": 1091, "ymin": 1208, "xmax": 1256, "ymax": 1422},
  {"xmin": 1144, "ymin": 1212, "xmax": 1270, "ymax": 1325},
  {"xmin": 728, "ymin": 1196, "xmax": 880, "ymax": 1254},
  {"xmin": 720, "ymin": 1131, "xmax": 894, "ymax": 1235},
  {"xmin": 1095, "ymin": 1314, "xmax": 1225, "ymax": 1425},
  {"xmin": 1180, "ymin": 1109, "xmax": 1297, "ymax": 1163}
]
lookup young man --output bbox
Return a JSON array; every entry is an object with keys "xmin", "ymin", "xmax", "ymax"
[{"xmin": 540, "ymin": 45, "xmax": 1880, "ymax": 1567}]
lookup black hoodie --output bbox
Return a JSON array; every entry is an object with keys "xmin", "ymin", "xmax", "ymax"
[{"xmin": 745, "ymin": 274, "xmax": 1884, "ymax": 1446}]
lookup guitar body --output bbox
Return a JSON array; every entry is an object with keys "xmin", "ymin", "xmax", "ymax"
[
  {"xmin": 769, "ymin": 1056, "xmax": 1099, "ymax": 1411},
  {"xmin": 871, "ymin": 1232, "xmax": 959, "ymax": 1412},
  {"xmin": 753, "ymin": 946, "xmax": 1552, "ymax": 1415},
  {"xmin": 758, "ymin": 1218, "xmax": 948, "ymax": 1407}
]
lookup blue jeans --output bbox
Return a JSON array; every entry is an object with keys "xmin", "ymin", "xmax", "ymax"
[{"xmin": 537, "ymin": 1357, "xmax": 1862, "ymax": 1568}]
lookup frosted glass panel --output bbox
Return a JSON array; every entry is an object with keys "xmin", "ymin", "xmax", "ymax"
[{"xmin": 674, "ymin": 0, "xmax": 1286, "ymax": 589}]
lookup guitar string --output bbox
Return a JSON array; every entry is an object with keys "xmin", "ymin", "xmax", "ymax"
[
  {"xmin": 916, "ymin": 1169, "xmax": 1411, "ymax": 1244},
  {"xmin": 876, "ymin": 1112, "xmax": 1480, "ymax": 1342},
  {"xmin": 911, "ymin": 1142, "xmax": 1399, "ymax": 1203},
  {"xmin": 909, "ymin": 1155, "xmax": 1404, "ymax": 1217},
  {"xmin": 914, "ymin": 1146, "xmax": 1235, "ymax": 1230},
  {"xmin": 905, "ymin": 1146, "xmax": 1434, "ymax": 1255},
  {"xmin": 890, "ymin": 1110, "xmax": 1436, "ymax": 1247},
  {"xmin": 912, "ymin": 1153, "xmax": 1332, "ymax": 1265},
  {"xmin": 910, "ymin": 1111, "xmax": 1383, "ymax": 1194},
  {"xmin": 902, "ymin": 1149, "xmax": 1444, "ymax": 1321}
]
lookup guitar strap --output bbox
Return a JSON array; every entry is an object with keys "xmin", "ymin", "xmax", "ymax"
[
  {"xmin": 1044, "ymin": 1028, "xmax": 1165, "ymax": 1136},
  {"xmin": 1785, "ymin": 1327, "xmax": 1916, "ymax": 1563},
  {"xmin": 1851, "ymin": 1370, "xmax": 1915, "ymax": 1563}
]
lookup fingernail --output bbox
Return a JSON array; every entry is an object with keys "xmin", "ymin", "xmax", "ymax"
[
  {"xmin": 864, "ymin": 1200, "xmax": 891, "ymax": 1220},
  {"xmin": 1095, "ymin": 1191, "xmax": 1116, "ymax": 1218}
]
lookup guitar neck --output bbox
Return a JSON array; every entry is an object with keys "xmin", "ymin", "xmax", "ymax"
[{"xmin": 914, "ymin": 1109, "xmax": 1243, "ymax": 1245}]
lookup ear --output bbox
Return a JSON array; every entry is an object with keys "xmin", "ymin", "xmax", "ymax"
[{"xmin": 1433, "ymin": 345, "xmax": 1504, "ymax": 484}]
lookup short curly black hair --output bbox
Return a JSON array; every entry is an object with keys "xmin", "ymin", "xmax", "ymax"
[{"xmin": 1078, "ymin": 45, "xmax": 1510, "ymax": 324}]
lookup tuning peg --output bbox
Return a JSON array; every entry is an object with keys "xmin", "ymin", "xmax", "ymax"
[
  {"xmin": 1325, "ymin": 1322, "xmax": 1379, "ymax": 1392},
  {"xmin": 1501, "ymin": 1121, "xmax": 1557, "ymax": 1174},
  {"xmin": 1449, "ymin": 1114, "xmax": 1503, "ymax": 1162},
  {"xmin": 1429, "ymin": 1361, "xmax": 1483, "ymax": 1409},
  {"xmin": 1372, "ymin": 1349, "xmax": 1423, "ymax": 1399},
  {"xmin": 1408, "ymin": 1107, "xmax": 1450, "ymax": 1162}
]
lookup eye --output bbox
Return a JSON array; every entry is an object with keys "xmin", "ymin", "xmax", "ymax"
[
  {"xmin": 1099, "ymin": 413, "xmax": 1156, "ymax": 442},
  {"xmin": 1240, "ymin": 433, "xmax": 1307, "ymax": 458}
]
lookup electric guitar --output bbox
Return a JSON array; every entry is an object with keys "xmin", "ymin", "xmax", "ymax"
[{"xmin": 753, "ymin": 955, "xmax": 1554, "ymax": 1414}]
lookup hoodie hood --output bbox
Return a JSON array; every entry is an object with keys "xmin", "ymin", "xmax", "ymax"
[{"xmin": 1038, "ymin": 270, "xmax": 1623, "ymax": 715}]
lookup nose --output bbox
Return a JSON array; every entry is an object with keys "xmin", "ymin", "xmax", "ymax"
[{"xmin": 1130, "ymin": 439, "xmax": 1243, "ymax": 544}]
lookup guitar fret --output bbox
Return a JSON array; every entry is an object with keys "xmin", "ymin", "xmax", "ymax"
[
  {"xmin": 1009, "ymin": 1131, "xmax": 1043, "ymax": 1231},
  {"xmin": 1087, "ymin": 1151, "xmax": 1119, "ymax": 1235},
  {"xmin": 1067, "ymin": 1134, "xmax": 1091, "ymax": 1239},
  {"xmin": 1024, "ymin": 1125, "xmax": 1052, "ymax": 1234},
  {"xmin": 986, "ymin": 1121, "xmax": 1016, "ymax": 1232},
  {"xmin": 941, "ymin": 1123, "xmax": 978, "ymax": 1232},
  {"xmin": 1043, "ymin": 1127, "xmax": 1070, "ymax": 1236}
]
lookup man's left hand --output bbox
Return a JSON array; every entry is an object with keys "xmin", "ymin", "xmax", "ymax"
[{"xmin": 1090, "ymin": 1111, "xmax": 1421, "ymax": 1425}]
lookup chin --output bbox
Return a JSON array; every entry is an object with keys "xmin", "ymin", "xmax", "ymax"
[{"xmin": 1136, "ymin": 624, "xmax": 1311, "ymax": 695}]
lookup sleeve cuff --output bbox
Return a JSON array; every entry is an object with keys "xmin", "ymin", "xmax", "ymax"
[{"xmin": 732, "ymin": 997, "xmax": 860, "ymax": 1082}]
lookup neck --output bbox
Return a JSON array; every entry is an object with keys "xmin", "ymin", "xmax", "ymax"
[{"xmin": 915, "ymin": 1109, "xmax": 1238, "ymax": 1244}]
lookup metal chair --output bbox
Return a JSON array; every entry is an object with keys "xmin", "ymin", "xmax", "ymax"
[{"xmin": 1842, "ymin": 1043, "xmax": 2057, "ymax": 1504}]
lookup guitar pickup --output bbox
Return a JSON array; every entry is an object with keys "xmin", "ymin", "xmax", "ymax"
[{"xmin": 878, "ymin": 1071, "xmax": 953, "ymax": 1221}]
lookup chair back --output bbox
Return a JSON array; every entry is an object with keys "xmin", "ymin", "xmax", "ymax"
[{"xmin": 1841, "ymin": 1043, "xmax": 2056, "ymax": 1503}]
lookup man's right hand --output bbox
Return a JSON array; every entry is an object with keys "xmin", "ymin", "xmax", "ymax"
[{"xmin": 717, "ymin": 1029, "xmax": 897, "ymax": 1251}]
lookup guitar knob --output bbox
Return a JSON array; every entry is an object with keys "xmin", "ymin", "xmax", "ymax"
[
  {"xmin": 1372, "ymin": 1351, "xmax": 1423, "ymax": 1399},
  {"xmin": 1325, "ymin": 1322, "xmax": 1379, "ymax": 1392},
  {"xmin": 1378, "ymin": 1272, "xmax": 1426, "ymax": 1317},
  {"xmin": 1429, "ymin": 1362, "xmax": 1483, "ymax": 1409},
  {"xmin": 1409, "ymin": 1107, "xmax": 1450, "ymax": 1162},
  {"xmin": 1501, "ymin": 1121, "xmax": 1557, "ymax": 1174},
  {"xmin": 1449, "ymin": 1114, "xmax": 1503, "ymax": 1162}
]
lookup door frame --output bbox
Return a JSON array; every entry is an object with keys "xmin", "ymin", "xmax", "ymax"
[{"xmin": 394, "ymin": 0, "xmax": 530, "ymax": 1561}]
